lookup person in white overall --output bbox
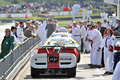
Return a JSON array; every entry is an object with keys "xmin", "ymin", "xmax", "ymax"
[
  {"xmin": 98, "ymin": 28, "xmax": 116, "ymax": 74},
  {"xmin": 38, "ymin": 20, "xmax": 47, "ymax": 45},
  {"xmin": 112, "ymin": 61, "xmax": 120, "ymax": 80},
  {"xmin": 72, "ymin": 1, "xmax": 81, "ymax": 19},
  {"xmin": 87, "ymin": 26, "xmax": 102, "ymax": 68}
]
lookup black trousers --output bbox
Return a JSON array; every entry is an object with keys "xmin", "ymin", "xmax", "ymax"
[
  {"xmin": 101, "ymin": 48, "xmax": 105, "ymax": 66},
  {"xmin": 81, "ymin": 39, "xmax": 84, "ymax": 52}
]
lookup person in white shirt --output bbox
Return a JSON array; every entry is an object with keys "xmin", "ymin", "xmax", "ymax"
[
  {"xmin": 104, "ymin": 20, "xmax": 110, "ymax": 28},
  {"xmin": 113, "ymin": 19, "xmax": 119, "ymax": 29},
  {"xmin": 81, "ymin": 21, "xmax": 88, "ymax": 52},
  {"xmin": 100, "ymin": 12, "xmax": 105, "ymax": 23},
  {"xmin": 72, "ymin": 21, "xmax": 81, "ymax": 45},
  {"xmin": 104, "ymin": 12, "xmax": 108, "ymax": 21},
  {"xmin": 17, "ymin": 22, "xmax": 27, "ymax": 43},
  {"xmin": 112, "ymin": 61, "xmax": 120, "ymax": 80},
  {"xmin": 87, "ymin": 24, "xmax": 93, "ymax": 65},
  {"xmin": 54, "ymin": 20, "xmax": 59, "ymax": 30},
  {"xmin": 78, "ymin": 21, "xmax": 83, "ymax": 29},
  {"xmin": 72, "ymin": 1, "xmax": 81, "ymax": 19},
  {"xmin": 37, "ymin": 20, "xmax": 47, "ymax": 45},
  {"xmin": 107, "ymin": 21, "xmax": 111, "ymax": 28},
  {"xmin": 69, "ymin": 18, "xmax": 75, "ymax": 26},
  {"xmin": 11, "ymin": 26, "xmax": 22, "ymax": 46}
]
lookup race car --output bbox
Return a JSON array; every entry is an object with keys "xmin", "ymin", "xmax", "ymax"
[
  {"xmin": 114, "ymin": 36, "xmax": 120, "ymax": 69},
  {"xmin": 58, "ymin": 27, "xmax": 68, "ymax": 32},
  {"xmin": 50, "ymin": 32, "xmax": 72, "ymax": 38},
  {"xmin": 30, "ymin": 44, "xmax": 77, "ymax": 78},
  {"xmin": 44, "ymin": 37, "xmax": 81, "ymax": 62}
]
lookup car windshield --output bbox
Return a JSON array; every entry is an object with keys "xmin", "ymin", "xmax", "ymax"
[
  {"xmin": 47, "ymin": 38, "xmax": 74, "ymax": 45},
  {"xmin": 52, "ymin": 33, "xmax": 72, "ymax": 37}
]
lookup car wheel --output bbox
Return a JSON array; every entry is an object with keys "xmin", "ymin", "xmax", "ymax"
[
  {"xmin": 77, "ymin": 53, "xmax": 80, "ymax": 63},
  {"xmin": 31, "ymin": 67, "xmax": 39, "ymax": 78},
  {"xmin": 67, "ymin": 67, "xmax": 76, "ymax": 77}
]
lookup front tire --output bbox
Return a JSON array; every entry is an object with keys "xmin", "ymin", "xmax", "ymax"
[
  {"xmin": 67, "ymin": 67, "xmax": 76, "ymax": 77},
  {"xmin": 31, "ymin": 67, "xmax": 39, "ymax": 78}
]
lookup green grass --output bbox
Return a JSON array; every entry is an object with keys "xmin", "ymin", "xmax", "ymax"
[
  {"xmin": 58, "ymin": 18, "xmax": 101, "ymax": 27},
  {"xmin": 0, "ymin": 23, "xmax": 7, "ymax": 25},
  {"xmin": 55, "ymin": 13, "xmax": 100, "ymax": 18},
  {"xmin": 0, "ymin": 18, "xmax": 101, "ymax": 27},
  {"xmin": 0, "ymin": 13, "xmax": 100, "ymax": 20},
  {"xmin": 0, "ymin": 16, "xmax": 44, "ymax": 20}
]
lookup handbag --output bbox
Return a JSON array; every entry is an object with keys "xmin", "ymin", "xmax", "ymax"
[{"xmin": 109, "ymin": 45, "xmax": 113, "ymax": 52}]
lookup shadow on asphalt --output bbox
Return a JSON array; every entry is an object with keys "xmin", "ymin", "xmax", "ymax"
[
  {"xmin": 77, "ymin": 64, "xmax": 95, "ymax": 69},
  {"xmin": 24, "ymin": 75, "xmax": 85, "ymax": 79}
]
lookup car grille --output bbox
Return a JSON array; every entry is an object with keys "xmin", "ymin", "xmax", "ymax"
[{"xmin": 49, "ymin": 56, "xmax": 58, "ymax": 63}]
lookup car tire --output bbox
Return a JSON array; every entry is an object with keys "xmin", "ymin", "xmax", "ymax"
[
  {"xmin": 31, "ymin": 67, "xmax": 39, "ymax": 78},
  {"xmin": 67, "ymin": 67, "xmax": 76, "ymax": 77},
  {"xmin": 77, "ymin": 53, "xmax": 80, "ymax": 63}
]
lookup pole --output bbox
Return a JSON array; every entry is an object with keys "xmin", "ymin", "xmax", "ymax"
[{"xmin": 117, "ymin": 0, "xmax": 120, "ymax": 19}]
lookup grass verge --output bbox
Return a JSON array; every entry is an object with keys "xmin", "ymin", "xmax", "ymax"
[
  {"xmin": 58, "ymin": 18, "xmax": 101, "ymax": 27},
  {"xmin": 0, "ymin": 23, "xmax": 7, "ymax": 25},
  {"xmin": 0, "ymin": 13, "xmax": 100, "ymax": 20}
]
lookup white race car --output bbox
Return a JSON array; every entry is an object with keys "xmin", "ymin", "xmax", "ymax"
[{"xmin": 30, "ymin": 44, "xmax": 77, "ymax": 78}]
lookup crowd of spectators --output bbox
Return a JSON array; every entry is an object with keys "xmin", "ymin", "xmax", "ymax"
[
  {"xmin": 0, "ymin": 18, "xmax": 59, "ymax": 59},
  {"xmin": 0, "ymin": 1, "xmax": 109, "ymax": 14}
]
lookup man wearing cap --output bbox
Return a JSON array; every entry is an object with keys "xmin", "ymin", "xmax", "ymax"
[
  {"xmin": 24, "ymin": 25, "xmax": 36, "ymax": 38},
  {"xmin": 11, "ymin": 26, "xmax": 22, "ymax": 46},
  {"xmin": 86, "ymin": 24, "xmax": 92, "ymax": 53},
  {"xmin": 97, "ymin": 21, "xmax": 106, "ymax": 37},
  {"xmin": 72, "ymin": 1, "xmax": 81, "ymax": 19},
  {"xmin": 87, "ymin": 24, "xmax": 93, "ymax": 65},
  {"xmin": 0, "ymin": 29, "xmax": 14, "ymax": 59},
  {"xmin": 97, "ymin": 21, "xmax": 106, "ymax": 67},
  {"xmin": 17, "ymin": 22, "xmax": 27, "ymax": 43},
  {"xmin": 81, "ymin": 20, "xmax": 88, "ymax": 53},
  {"xmin": 24, "ymin": 21, "xmax": 31, "ymax": 31},
  {"xmin": 15, "ymin": 21, "xmax": 19, "ymax": 28},
  {"xmin": 87, "ymin": 26, "xmax": 102, "ymax": 68},
  {"xmin": 72, "ymin": 21, "xmax": 81, "ymax": 45}
]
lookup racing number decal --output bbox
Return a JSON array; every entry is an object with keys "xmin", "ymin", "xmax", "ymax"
[{"xmin": 47, "ymin": 53, "xmax": 59, "ymax": 68}]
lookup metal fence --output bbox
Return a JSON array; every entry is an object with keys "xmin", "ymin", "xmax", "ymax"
[
  {"xmin": 49, "ymin": 10, "xmax": 93, "ymax": 16},
  {"xmin": 0, "ymin": 37, "xmax": 40, "ymax": 80}
]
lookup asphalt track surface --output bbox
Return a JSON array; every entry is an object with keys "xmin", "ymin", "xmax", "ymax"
[
  {"xmin": 14, "ymin": 53, "xmax": 113, "ymax": 80},
  {"xmin": 0, "ymin": 23, "xmax": 113, "ymax": 80}
]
